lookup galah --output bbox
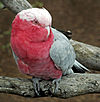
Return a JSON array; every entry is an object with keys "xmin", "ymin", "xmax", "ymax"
[{"xmin": 11, "ymin": 8, "xmax": 89, "ymax": 95}]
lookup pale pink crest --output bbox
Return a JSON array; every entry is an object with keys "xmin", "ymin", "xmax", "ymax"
[{"xmin": 18, "ymin": 8, "xmax": 52, "ymax": 27}]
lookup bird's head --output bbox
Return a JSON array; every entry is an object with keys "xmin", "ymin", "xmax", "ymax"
[{"xmin": 12, "ymin": 8, "xmax": 52, "ymax": 42}]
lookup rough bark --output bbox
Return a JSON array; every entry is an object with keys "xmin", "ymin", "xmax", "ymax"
[
  {"xmin": 0, "ymin": 74, "xmax": 100, "ymax": 98},
  {"xmin": 71, "ymin": 40, "xmax": 100, "ymax": 71},
  {"xmin": 0, "ymin": 0, "xmax": 32, "ymax": 13}
]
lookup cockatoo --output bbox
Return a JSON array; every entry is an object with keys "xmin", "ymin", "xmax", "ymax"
[{"xmin": 11, "ymin": 8, "xmax": 88, "ymax": 95}]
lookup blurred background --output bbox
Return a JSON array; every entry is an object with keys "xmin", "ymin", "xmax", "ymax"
[{"xmin": 0, "ymin": 0, "xmax": 100, "ymax": 102}]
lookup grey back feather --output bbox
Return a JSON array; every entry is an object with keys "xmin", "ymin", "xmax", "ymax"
[{"xmin": 50, "ymin": 28, "xmax": 76, "ymax": 75}]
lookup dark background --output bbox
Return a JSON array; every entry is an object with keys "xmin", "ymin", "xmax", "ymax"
[{"xmin": 0, "ymin": 0, "xmax": 100, "ymax": 102}]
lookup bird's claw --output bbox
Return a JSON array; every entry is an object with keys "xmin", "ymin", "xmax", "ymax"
[
  {"xmin": 32, "ymin": 77, "xmax": 41, "ymax": 96},
  {"xmin": 52, "ymin": 78, "xmax": 61, "ymax": 93}
]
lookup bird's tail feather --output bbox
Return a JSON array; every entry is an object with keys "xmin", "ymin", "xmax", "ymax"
[{"xmin": 72, "ymin": 60, "xmax": 90, "ymax": 73}]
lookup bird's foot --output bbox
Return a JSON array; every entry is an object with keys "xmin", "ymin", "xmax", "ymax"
[
  {"xmin": 32, "ymin": 77, "xmax": 41, "ymax": 96},
  {"xmin": 52, "ymin": 77, "xmax": 61, "ymax": 93}
]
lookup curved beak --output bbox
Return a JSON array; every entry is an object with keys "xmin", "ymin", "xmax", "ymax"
[{"xmin": 45, "ymin": 26, "xmax": 50, "ymax": 37}]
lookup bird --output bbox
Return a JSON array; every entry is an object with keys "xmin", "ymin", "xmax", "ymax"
[{"xmin": 10, "ymin": 8, "xmax": 89, "ymax": 95}]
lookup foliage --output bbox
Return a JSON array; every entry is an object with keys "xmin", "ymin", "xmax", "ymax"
[
  {"xmin": 0, "ymin": 2, "xmax": 4, "ymax": 9},
  {"xmin": 32, "ymin": 1, "xmax": 43, "ymax": 8}
]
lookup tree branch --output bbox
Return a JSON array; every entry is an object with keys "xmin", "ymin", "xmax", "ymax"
[
  {"xmin": 71, "ymin": 40, "xmax": 100, "ymax": 71},
  {"xmin": 0, "ymin": 74, "xmax": 100, "ymax": 98},
  {"xmin": 0, "ymin": 0, "xmax": 32, "ymax": 13}
]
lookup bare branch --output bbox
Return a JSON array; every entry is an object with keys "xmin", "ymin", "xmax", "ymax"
[
  {"xmin": 71, "ymin": 40, "xmax": 100, "ymax": 71},
  {"xmin": 0, "ymin": 0, "xmax": 32, "ymax": 13},
  {"xmin": 0, "ymin": 74, "xmax": 100, "ymax": 98}
]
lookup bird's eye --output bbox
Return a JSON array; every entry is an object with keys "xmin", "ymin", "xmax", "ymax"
[
  {"xmin": 31, "ymin": 20, "xmax": 39, "ymax": 25},
  {"xmin": 31, "ymin": 20, "xmax": 42, "ymax": 27},
  {"xmin": 35, "ymin": 20, "xmax": 38, "ymax": 24}
]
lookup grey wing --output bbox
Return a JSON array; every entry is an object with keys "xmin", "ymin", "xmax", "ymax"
[{"xmin": 50, "ymin": 28, "xmax": 76, "ymax": 75}]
